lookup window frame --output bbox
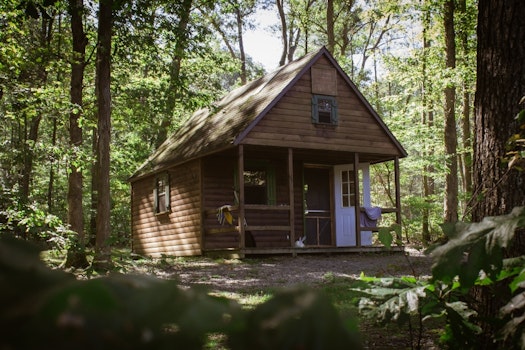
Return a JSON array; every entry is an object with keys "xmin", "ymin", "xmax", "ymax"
[
  {"xmin": 153, "ymin": 172, "xmax": 170, "ymax": 214},
  {"xmin": 312, "ymin": 94, "xmax": 338, "ymax": 125},
  {"xmin": 235, "ymin": 161, "xmax": 276, "ymax": 206}
]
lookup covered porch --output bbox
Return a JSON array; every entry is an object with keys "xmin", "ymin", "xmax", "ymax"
[{"xmin": 202, "ymin": 144, "xmax": 403, "ymax": 257}]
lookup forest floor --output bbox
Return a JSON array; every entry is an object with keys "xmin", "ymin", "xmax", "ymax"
[{"xmin": 101, "ymin": 245, "xmax": 442, "ymax": 349}]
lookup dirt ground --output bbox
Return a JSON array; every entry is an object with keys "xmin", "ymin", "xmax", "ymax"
[
  {"xmin": 147, "ymin": 247, "xmax": 434, "ymax": 293},
  {"xmin": 129, "ymin": 246, "xmax": 439, "ymax": 349}
]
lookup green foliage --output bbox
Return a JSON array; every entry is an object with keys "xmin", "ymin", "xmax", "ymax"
[
  {"xmin": 377, "ymin": 224, "xmax": 402, "ymax": 249},
  {"xmin": 0, "ymin": 237, "xmax": 362, "ymax": 349},
  {"xmin": 430, "ymin": 207, "xmax": 525, "ymax": 289},
  {"xmin": 355, "ymin": 207, "xmax": 525, "ymax": 349},
  {"xmin": 504, "ymin": 96, "xmax": 525, "ymax": 171},
  {"xmin": 0, "ymin": 203, "xmax": 74, "ymax": 248}
]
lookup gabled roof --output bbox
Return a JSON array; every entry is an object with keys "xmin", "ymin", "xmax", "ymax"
[{"xmin": 130, "ymin": 47, "xmax": 406, "ymax": 181}]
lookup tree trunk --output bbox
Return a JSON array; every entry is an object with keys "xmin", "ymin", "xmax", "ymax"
[
  {"xmin": 458, "ymin": 0, "xmax": 473, "ymax": 212},
  {"xmin": 236, "ymin": 6, "xmax": 247, "ymax": 85},
  {"xmin": 326, "ymin": 0, "xmax": 335, "ymax": 53},
  {"xmin": 89, "ymin": 127, "xmax": 98, "ymax": 244},
  {"xmin": 66, "ymin": 0, "xmax": 89, "ymax": 268},
  {"xmin": 421, "ymin": 1, "xmax": 434, "ymax": 244},
  {"xmin": 472, "ymin": 0, "xmax": 525, "ymax": 221},
  {"xmin": 20, "ymin": 115, "xmax": 42, "ymax": 206},
  {"xmin": 93, "ymin": 0, "xmax": 113, "ymax": 269},
  {"xmin": 277, "ymin": 0, "xmax": 288, "ymax": 66},
  {"xmin": 20, "ymin": 15, "xmax": 53, "ymax": 207},
  {"xmin": 154, "ymin": 0, "xmax": 193, "ymax": 148},
  {"xmin": 68, "ymin": 0, "xmax": 87, "ymax": 239},
  {"xmin": 443, "ymin": 0, "xmax": 458, "ymax": 223},
  {"xmin": 472, "ymin": 1, "xmax": 525, "ymax": 347}
]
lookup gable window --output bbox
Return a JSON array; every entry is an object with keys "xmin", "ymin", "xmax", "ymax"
[
  {"xmin": 154, "ymin": 173, "xmax": 170, "ymax": 213},
  {"xmin": 312, "ymin": 95, "xmax": 338, "ymax": 125}
]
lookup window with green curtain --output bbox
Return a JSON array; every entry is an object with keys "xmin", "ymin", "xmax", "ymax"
[{"xmin": 235, "ymin": 161, "xmax": 276, "ymax": 205}]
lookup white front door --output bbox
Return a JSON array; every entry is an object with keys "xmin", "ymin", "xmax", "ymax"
[{"xmin": 334, "ymin": 164, "xmax": 370, "ymax": 246}]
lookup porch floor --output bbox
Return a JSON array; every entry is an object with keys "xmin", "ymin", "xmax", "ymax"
[{"xmin": 203, "ymin": 245, "xmax": 405, "ymax": 258}]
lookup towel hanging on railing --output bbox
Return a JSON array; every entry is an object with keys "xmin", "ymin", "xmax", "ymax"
[{"xmin": 360, "ymin": 207, "xmax": 382, "ymax": 227}]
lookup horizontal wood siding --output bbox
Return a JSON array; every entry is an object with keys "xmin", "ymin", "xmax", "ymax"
[
  {"xmin": 202, "ymin": 153, "xmax": 294, "ymax": 249},
  {"xmin": 243, "ymin": 56, "xmax": 400, "ymax": 155},
  {"xmin": 131, "ymin": 160, "xmax": 202, "ymax": 257}
]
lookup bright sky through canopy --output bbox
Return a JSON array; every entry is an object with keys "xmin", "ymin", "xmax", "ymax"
[{"xmin": 244, "ymin": 8, "xmax": 282, "ymax": 72}]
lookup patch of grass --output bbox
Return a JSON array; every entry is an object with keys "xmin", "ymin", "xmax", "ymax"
[
  {"xmin": 204, "ymin": 333, "xmax": 229, "ymax": 350},
  {"xmin": 213, "ymin": 290, "xmax": 274, "ymax": 310}
]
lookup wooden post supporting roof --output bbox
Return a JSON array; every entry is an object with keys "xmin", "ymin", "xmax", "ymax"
[
  {"xmin": 238, "ymin": 145, "xmax": 245, "ymax": 253},
  {"xmin": 353, "ymin": 152, "xmax": 361, "ymax": 246},
  {"xmin": 394, "ymin": 156, "xmax": 402, "ymax": 240},
  {"xmin": 288, "ymin": 148, "xmax": 295, "ymax": 247}
]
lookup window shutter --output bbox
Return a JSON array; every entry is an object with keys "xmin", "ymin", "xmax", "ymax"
[
  {"xmin": 164, "ymin": 174, "xmax": 170, "ymax": 211},
  {"xmin": 311, "ymin": 96, "xmax": 318, "ymax": 123},
  {"xmin": 331, "ymin": 99, "xmax": 338, "ymax": 124},
  {"xmin": 153, "ymin": 186, "xmax": 158, "ymax": 213}
]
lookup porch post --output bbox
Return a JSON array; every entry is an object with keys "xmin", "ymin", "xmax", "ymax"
[
  {"xmin": 394, "ymin": 156, "xmax": 402, "ymax": 241},
  {"xmin": 288, "ymin": 148, "xmax": 295, "ymax": 247},
  {"xmin": 238, "ymin": 145, "xmax": 246, "ymax": 251},
  {"xmin": 353, "ymin": 152, "xmax": 361, "ymax": 246}
]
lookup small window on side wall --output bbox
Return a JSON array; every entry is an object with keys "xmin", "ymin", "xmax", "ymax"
[
  {"xmin": 154, "ymin": 173, "xmax": 170, "ymax": 214},
  {"xmin": 312, "ymin": 95, "xmax": 338, "ymax": 125}
]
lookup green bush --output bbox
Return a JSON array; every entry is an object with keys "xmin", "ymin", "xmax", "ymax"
[
  {"xmin": 0, "ymin": 237, "xmax": 362, "ymax": 350},
  {"xmin": 353, "ymin": 206, "xmax": 525, "ymax": 349}
]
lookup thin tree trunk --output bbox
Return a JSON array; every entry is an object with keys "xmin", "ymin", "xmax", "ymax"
[
  {"xmin": 236, "ymin": 6, "xmax": 247, "ymax": 85},
  {"xmin": 68, "ymin": 0, "xmax": 87, "ymax": 240},
  {"xmin": 326, "ymin": 0, "xmax": 335, "ymax": 53},
  {"xmin": 154, "ymin": 0, "xmax": 193, "ymax": 148},
  {"xmin": 90, "ymin": 127, "xmax": 98, "ymax": 244},
  {"xmin": 48, "ymin": 14, "xmax": 62, "ymax": 213},
  {"xmin": 421, "ymin": 0, "xmax": 434, "ymax": 244},
  {"xmin": 277, "ymin": 0, "xmax": 288, "ymax": 66},
  {"xmin": 20, "ymin": 16, "xmax": 53, "ymax": 206},
  {"xmin": 94, "ymin": 0, "xmax": 113, "ymax": 269},
  {"xmin": 443, "ymin": 0, "xmax": 458, "ymax": 223},
  {"xmin": 458, "ymin": 0, "xmax": 472, "ymax": 204},
  {"xmin": 66, "ymin": 0, "xmax": 88, "ymax": 268}
]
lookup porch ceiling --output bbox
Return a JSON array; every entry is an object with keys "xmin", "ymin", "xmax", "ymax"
[{"xmin": 238, "ymin": 145, "xmax": 398, "ymax": 165}]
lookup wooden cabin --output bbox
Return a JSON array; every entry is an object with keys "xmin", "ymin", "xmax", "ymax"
[{"xmin": 129, "ymin": 47, "xmax": 407, "ymax": 258}]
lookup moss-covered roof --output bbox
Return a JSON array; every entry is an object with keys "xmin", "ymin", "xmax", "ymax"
[
  {"xmin": 130, "ymin": 49, "xmax": 322, "ymax": 180},
  {"xmin": 130, "ymin": 47, "xmax": 406, "ymax": 181}
]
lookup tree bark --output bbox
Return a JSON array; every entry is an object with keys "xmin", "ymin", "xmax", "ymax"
[
  {"xmin": 68, "ymin": 0, "xmax": 87, "ymax": 241},
  {"xmin": 472, "ymin": 0, "xmax": 525, "ymax": 221},
  {"xmin": 94, "ymin": 0, "xmax": 113, "ymax": 269},
  {"xmin": 235, "ymin": 5, "xmax": 247, "ymax": 85},
  {"xmin": 472, "ymin": 1, "xmax": 525, "ymax": 347},
  {"xmin": 65, "ymin": 0, "xmax": 89, "ymax": 268},
  {"xmin": 421, "ymin": 1, "xmax": 434, "ymax": 244},
  {"xmin": 326, "ymin": 0, "xmax": 334, "ymax": 53},
  {"xmin": 458, "ymin": 0, "xmax": 473, "ymax": 210},
  {"xmin": 276, "ymin": 0, "xmax": 288, "ymax": 66},
  {"xmin": 443, "ymin": 0, "xmax": 458, "ymax": 222},
  {"xmin": 154, "ymin": 0, "xmax": 193, "ymax": 148},
  {"xmin": 20, "ymin": 15, "xmax": 53, "ymax": 206}
]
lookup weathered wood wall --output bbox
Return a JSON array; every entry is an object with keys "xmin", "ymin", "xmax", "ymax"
[{"xmin": 131, "ymin": 160, "xmax": 202, "ymax": 257}]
